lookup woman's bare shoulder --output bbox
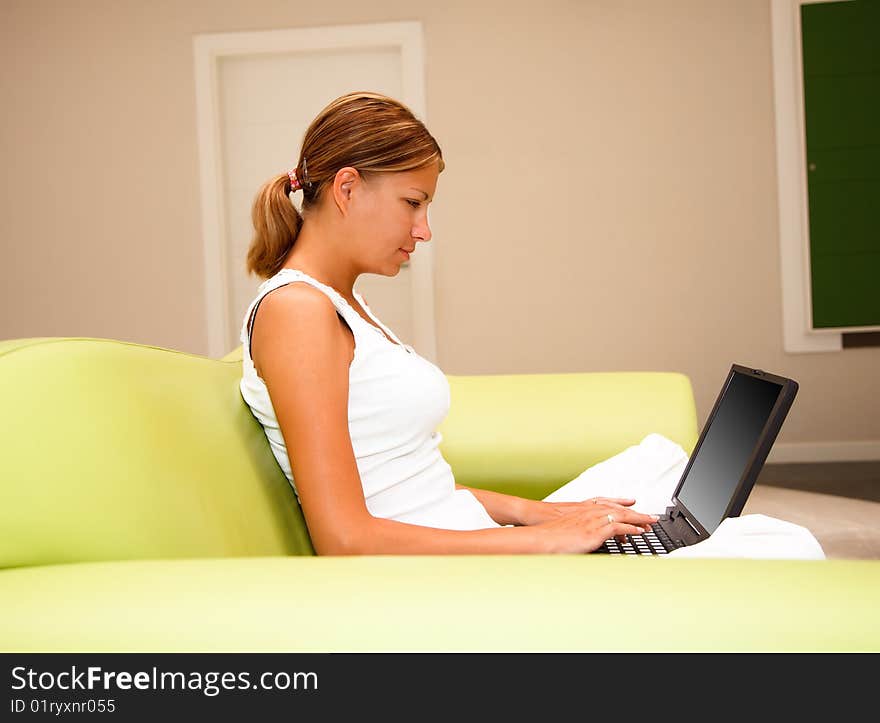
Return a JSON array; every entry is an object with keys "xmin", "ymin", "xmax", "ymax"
[
  {"xmin": 260, "ymin": 281, "xmax": 336, "ymax": 313},
  {"xmin": 252, "ymin": 281, "xmax": 353, "ymax": 373}
]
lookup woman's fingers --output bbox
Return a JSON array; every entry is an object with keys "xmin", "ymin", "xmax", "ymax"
[
  {"xmin": 596, "ymin": 507, "xmax": 657, "ymax": 527},
  {"xmin": 554, "ymin": 498, "xmax": 654, "ymax": 519},
  {"xmin": 592, "ymin": 497, "xmax": 637, "ymax": 507},
  {"xmin": 599, "ymin": 508, "xmax": 657, "ymax": 544},
  {"xmin": 539, "ymin": 505, "xmax": 659, "ymax": 552},
  {"xmin": 612, "ymin": 523, "xmax": 651, "ymax": 542}
]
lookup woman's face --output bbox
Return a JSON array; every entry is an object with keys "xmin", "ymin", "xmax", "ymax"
[{"xmin": 349, "ymin": 164, "xmax": 439, "ymax": 276}]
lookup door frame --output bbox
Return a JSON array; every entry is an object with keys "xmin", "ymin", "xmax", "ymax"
[{"xmin": 771, "ymin": 0, "xmax": 848, "ymax": 352}]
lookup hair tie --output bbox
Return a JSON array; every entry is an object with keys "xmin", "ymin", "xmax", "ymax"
[{"xmin": 288, "ymin": 168, "xmax": 302, "ymax": 192}]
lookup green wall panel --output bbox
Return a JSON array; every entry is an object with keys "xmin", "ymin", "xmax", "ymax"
[{"xmin": 801, "ymin": 0, "xmax": 880, "ymax": 329}]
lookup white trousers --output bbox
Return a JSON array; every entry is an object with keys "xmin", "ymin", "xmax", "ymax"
[{"xmin": 544, "ymin": 433, "xmax": 825, "ymax": 560}]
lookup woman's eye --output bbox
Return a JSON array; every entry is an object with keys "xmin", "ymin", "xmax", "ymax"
[{"xmin": 406, "ymin": 199, "xmax": 421, "ymax": 208}]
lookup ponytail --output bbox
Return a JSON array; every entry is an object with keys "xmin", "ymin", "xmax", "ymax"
[{"xmin": 246, "ymin": 174, "xmax": 301, "ymax": 279}]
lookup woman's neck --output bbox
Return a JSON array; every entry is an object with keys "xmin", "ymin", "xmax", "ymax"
[{"xmin": 282, "ymin": 222, "xmax": 359, "ymax": 299}]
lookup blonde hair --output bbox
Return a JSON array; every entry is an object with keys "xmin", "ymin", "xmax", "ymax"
[{"xmin": 246, "ymin": 92, "xmax": 444, "ymax": 279}]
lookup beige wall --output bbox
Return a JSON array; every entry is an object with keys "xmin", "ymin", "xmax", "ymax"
[{"xmin": 2, "ymin": 0, "xmax": 877, "ymax": 450}]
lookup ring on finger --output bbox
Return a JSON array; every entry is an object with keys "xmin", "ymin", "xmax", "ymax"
[{"xmin": 607, "ymin": 513, "xmax": 614, "ymax": 524}]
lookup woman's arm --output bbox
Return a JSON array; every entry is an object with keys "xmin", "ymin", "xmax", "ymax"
[
  {"xmin": 455, "ymin": 485, "xmax": 643, "ymax": 528},
  {"xmin": 454, "ymin": 484, "xmax": 546, "ymax": 526},
  {"xmin": 253, "ymin": 284, "xmax": 656, "ymax": 555}
]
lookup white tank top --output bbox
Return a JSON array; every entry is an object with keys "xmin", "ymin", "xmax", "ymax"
[{"xmin": 239, "ymin": 268, "xmax": 499, "ymax": 531}]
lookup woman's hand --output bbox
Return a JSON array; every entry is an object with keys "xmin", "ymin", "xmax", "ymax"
[
  {"xmin": 518, "ymin": 497, "xmax": 643, "ymax": 526},
  {"xmin": 531, "ymin": 503, "xmax": 659, "ymax": 554},
  {"xmin": 455, "ymin": 486, "xmax": 658, "ymax": 553}
]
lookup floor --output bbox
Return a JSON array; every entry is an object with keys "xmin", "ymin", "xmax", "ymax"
[
  {"xmin": 757, "ymin": 461, "xmax": 880, "ymax": 503},
  {"xmin": 744, "ymin": 461, "xmax": 880, "ymax": 560}
]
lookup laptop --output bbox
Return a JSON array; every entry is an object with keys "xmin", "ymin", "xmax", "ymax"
[{"xmin": 595, "ymin": 364, "xmax": 799, "ymax": 555}]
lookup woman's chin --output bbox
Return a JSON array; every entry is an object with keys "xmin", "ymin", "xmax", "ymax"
[{"xmin": 365, "ymin": 258, "xmax": 406, "ymax": 277}]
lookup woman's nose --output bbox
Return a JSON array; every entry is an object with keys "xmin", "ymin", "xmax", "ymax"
[{"xmin": 414, "ymin": 217, "xmax": 432, "ymax": 243}]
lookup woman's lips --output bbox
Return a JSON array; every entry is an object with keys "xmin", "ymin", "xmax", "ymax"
[{"xmin": 399, "ymin": 248, "xmax": 411, "ymax": 260}]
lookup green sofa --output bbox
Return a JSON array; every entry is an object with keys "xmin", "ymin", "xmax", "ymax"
[{"xmin": 1, "ymin": 337, "xmax": 877, "ymax": 652}]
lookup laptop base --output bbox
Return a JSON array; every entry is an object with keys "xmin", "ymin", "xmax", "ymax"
[{"xmin": 594, "ymin": 519, "xmax": 687, "ymax": 556}]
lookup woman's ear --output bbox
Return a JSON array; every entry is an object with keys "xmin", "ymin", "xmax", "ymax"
[{"xmin": 332, "ymin": 167, "xmax": 360, "ymax": 215}]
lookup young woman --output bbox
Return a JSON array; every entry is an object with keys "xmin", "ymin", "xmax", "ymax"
[{"xmin": 240, "ymin": 92, "xmax": 658, "ymax": 555}]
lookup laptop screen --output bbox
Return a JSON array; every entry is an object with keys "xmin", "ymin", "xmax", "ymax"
[{"xmin": 676, "ymin": 371, "xmax": 783, "ymax": 533}]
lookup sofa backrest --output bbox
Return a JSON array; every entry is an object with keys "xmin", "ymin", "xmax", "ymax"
[
  {"xmin": 438, "ymin": 370, "xmax": 699, "ymax": 500},
  {"xmin": 0, "ymin": 338, "xmax": 314, "ymax": 569},
  {"xmin": 2, "ymin": 338, "xmax": 700, "ymax": 569}
]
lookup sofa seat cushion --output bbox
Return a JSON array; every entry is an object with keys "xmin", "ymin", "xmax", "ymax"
[{"xmin": 1, "ymin": 555, "xmax": 877, "ymax": 652}]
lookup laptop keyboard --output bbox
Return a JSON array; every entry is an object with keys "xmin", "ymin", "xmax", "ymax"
[{"xmin": 602, "ymin": 523, "xmax": 686, "ymax": 555}]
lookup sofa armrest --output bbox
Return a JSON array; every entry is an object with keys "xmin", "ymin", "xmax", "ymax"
[
  {"xmin": 439, "ymin": 372, "xmax": 699, "ymax": 499},
  {"xmin": 220, "ymin": 345, "xmax": 244, "ymax": 363}
]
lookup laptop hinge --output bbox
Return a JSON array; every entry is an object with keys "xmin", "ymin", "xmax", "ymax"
[{"xmin": 681, "ymin": 514, "xmax": 701, "ymax": 536}]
